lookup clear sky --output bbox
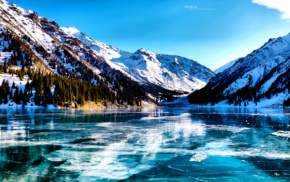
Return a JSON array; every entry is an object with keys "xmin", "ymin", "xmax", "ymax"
[{"xmin": 7, "ymin": 0, "xmax": 290, "ymax": 70}]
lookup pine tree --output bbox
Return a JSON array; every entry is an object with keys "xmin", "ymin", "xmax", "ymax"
[
  {"xmin": 4, "ymin": 95, "xmax": 8, "ymax": 104},
  {"xmin": 9, "ymin": 89, "xmax": 14, "ymax": 100},
  {"xmin": 43, "ymin": 86, "xmax": 53, "ymax": 104}
]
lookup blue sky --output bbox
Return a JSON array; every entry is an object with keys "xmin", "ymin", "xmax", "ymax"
[{"xmin": 7, "ymin": 0, "xmax": 290, "ymax": 70}]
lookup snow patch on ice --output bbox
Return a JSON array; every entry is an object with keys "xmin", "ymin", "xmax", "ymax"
[
  {"xmin": 272, "ymin": 131, "xmax": 290, "ymax": 138},
  {"xmin": 206, "ymin": 125, "xmax": 250, "ymax": 133},
  {"xmin": 189, "ymin": 153, "xmax": 208, "ymax": 162}
]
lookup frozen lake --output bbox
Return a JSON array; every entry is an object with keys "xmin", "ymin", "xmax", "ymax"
[{"xmin": 0, "ymin": 107, "xmax": 290, "ymax": 181}]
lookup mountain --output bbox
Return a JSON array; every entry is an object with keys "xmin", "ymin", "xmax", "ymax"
[
  {"xmin": 0, "ymin": 0, "xmax": 215, "ymax": 104},
  {"xmin": 61, "ymin": 27, "xmax": 215, "ymax": 94},
  {"xmin": 188, "ymin": 33, "xmax": 290, "ymax": 108},
  {"xmin": 214, "ymin": 58, "xmax": 239, "ymax": 74}
]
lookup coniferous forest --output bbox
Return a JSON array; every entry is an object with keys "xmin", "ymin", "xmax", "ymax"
[{"xmin": 0, "ymin": 63, "xmax": 144, "ymax": 108}]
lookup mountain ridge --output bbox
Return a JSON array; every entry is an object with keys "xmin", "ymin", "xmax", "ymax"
[{"xmin": 188, "ymin": 32, "xmax": 290, "ymax": 108}]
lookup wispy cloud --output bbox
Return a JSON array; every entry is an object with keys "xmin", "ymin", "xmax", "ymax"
[{"xmin": 252, "ymin": 0, "xmax": 290, "ymax": 19}]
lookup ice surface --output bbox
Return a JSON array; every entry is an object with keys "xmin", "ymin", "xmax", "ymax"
[{"xmin": 0, "ymin": 107, "xmax": 290, "ymax": 181}]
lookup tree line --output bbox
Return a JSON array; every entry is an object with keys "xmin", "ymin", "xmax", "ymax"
[{"xmin": 0, "ymin": 64, "xmax": 142, "ymax": 107}]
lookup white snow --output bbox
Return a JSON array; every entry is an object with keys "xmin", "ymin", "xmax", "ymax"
[
  {"xmin": 0, "ymin": 52, "xmax": 12, "ymax": 63},
  {"xmin": 61, "ymin": 26, "xmax": 80, "ymax": 36},
  {"xmin": 0, "ymin": 73, "xmax": 30, "ymax": 91},
  {"xmin": 214, "ymin": 90, "xmax": 290, "ymax": 108}
]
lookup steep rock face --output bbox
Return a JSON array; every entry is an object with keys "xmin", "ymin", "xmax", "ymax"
[
  {"xmin": 61, "ymin": 27, "xmax": 215, "ymax": 93},
  {"xmin": 189, "ymin": 33, "xmax": 290, "ymax": 107}
]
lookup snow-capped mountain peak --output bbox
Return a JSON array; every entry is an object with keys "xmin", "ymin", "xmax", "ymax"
[
  {"xmin": 60, "ymin": 26, "xmax": 124, "ymax": 62},
  {"xmin": 61, "ymin": 26, "xmax": 81, "ymax": 37},
  {"xmin": 135, "ymin": 48, "xmax": 152, "ymax": 55},
  {"xmin": 61, "ymin": 27, "xmax": 215, "ymax": 93}
]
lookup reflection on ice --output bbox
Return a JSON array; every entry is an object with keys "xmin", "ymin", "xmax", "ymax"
[{"xmin": 75, "ymin": 113, "xmax": 208, "ymax": 180}]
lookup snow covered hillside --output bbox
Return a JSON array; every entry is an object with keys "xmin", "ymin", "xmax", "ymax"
[
  {"xmin": 189, "ymin": 33, "xmax": 290, "ymax": 108},
  {"xmin": 0, "ymin": 67, "xmax": 36, "ymax": 107},
  {"xmin": 214, "ymin": 58, "xmax": 239, "ymax": 74},
  {"xmin": 61, "ymin": 27, "xmax": 215, "ymax": 93}
]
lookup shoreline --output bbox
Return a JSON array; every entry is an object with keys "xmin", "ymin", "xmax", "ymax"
[{"xmin": 0, "ymin": 101, "xmax": 158, "ymax": 110}]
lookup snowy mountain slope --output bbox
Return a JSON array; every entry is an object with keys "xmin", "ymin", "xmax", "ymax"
[
  {"xmin": 0, "ymin": 0, "xmax": 151, "ymax": 103},
  {"xmin": 222, "ymin": 56, "xmax": 285, "ymax": 96},
  {"xmin": 214, "ymin": 58, "xmax": 239, "ymax": 74},
  {"xmin": 0, "ymin": 0, "xmax": 95, "ymax": 74},
  {"xmin": 61, "ymin": 27, "xmax": 215, "ymax": 93},
  {"xmin": 188, "ymin": 33, "xmax": 290, "ymax": 108},
  {"xmin": 111, "ymin": 48, "xmax": 210, "ymax": 93}
]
